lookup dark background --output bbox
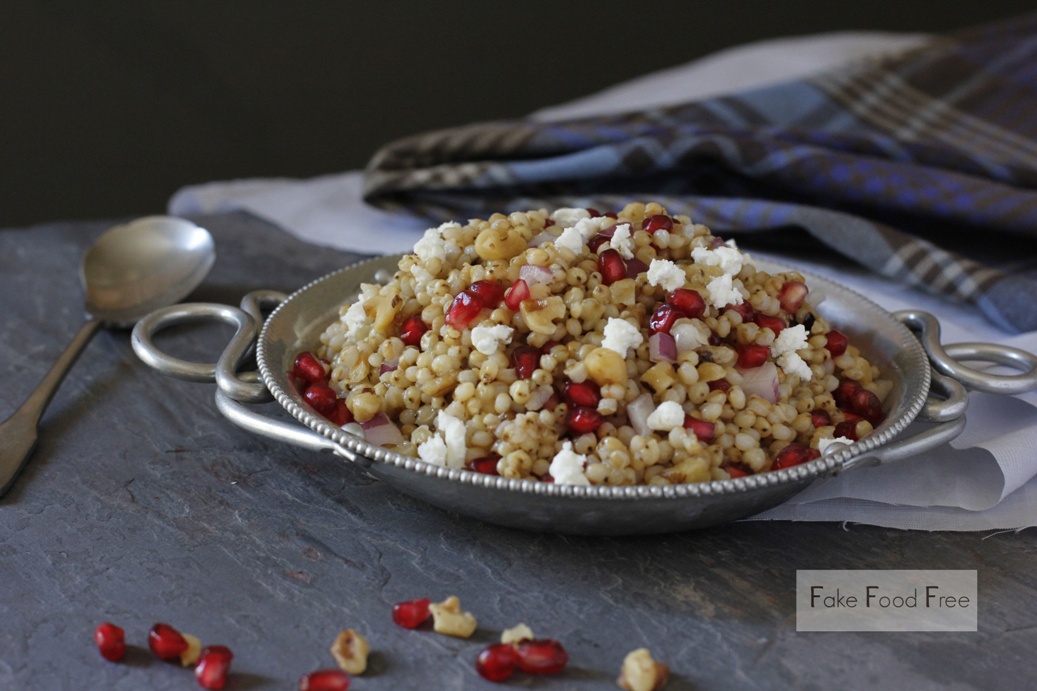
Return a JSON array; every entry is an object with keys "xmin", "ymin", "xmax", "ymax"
[{"xmin": 3, "ymin": 2, "xmax": 1033, "ymax": 228}]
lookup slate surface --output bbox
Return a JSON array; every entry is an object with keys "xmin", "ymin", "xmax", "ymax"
[{"xmin": 1, "ymin": 212, "xmax": 1034, "ymax": 690}]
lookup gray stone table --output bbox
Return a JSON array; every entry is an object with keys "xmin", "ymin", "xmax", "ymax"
[{"xmin": 1, "ymin": 212, "xmax": 1035, "ymax": 690}]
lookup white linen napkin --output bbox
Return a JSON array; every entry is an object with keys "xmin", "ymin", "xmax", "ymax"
[{"xmin": 169, "ymin": 32, "xmax": 1037, "ymax": 530}]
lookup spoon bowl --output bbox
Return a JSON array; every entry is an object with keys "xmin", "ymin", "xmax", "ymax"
[{"xmin": 0, "ymin": 216, "xmax": 216, "ymax": 496}]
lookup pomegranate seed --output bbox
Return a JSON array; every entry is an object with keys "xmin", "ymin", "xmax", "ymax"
[
  {"xmin": 149, "ymin": 623, "xmax": 188, "ymax": 662},
  {"xmin": 586, "ymin": 207, "xmax": 602, "ymax": 217},
  {"xmin": 603, "ymin": 211, "xmax": 618, "ymax": 219},
  {"xmin": 540, "ymin": 473, "xmax": 555, "ymax": 482},
  {"xmin": 399, "ymin": 315, "xmax": 428, "ymax": 347},
  {"xmin": 825, "ymin": 329, "xmax": 849, "ymax": 356},
  {"xmin": 540, "ymin": 340, "xmax": 560, "ymax": 355},
  {"xmin": 467, "ymin": 280, "xmax": 506, "ymax": 308},
  {"xmin": 598, "ymin": 248, "xmax": 627, "ymax": 285},
  {"xmin": 565, "ymin": 407, "xmax": 603, "ymax": 434},
  {"xmin": 504, "ymin": 279, "xmax": 530, "ymax": 310},
  {"xmin": 625, "ymin": 257, "xmax": 649, "ymax": 278},
  {"xmin": 195, "ymin": 645, "xmax": 233, "ymax": 690},
  {"xmin": 293, "ymin": 352, "xmax": 326, "ymax": 385},
  {"xmin": 542, "ymin": 391, "xmax": 562, "ymax": 410},
  {"xmin": 510, "ymin": 345, "xmax": 540, "ymax": 380},
  {"xmin": 708, "ymin": 378, "xmax": 731, "ymax": 392},
  {"xmin": 833, "ymin": 380, "xmax": 860, "ymax": 410},
  {"xmin": 649, "ymin": 303, "xmax": 681, "ymax": 334},
  {"xmin": 328, "ymin": 398, "xmax": 354, "ymax": 426},
  {"xmin": 515, "ymin": 639, "xmax": 569, "ymax": 675},
  {"xmin": 476, "ymin": 643, "xmax": 520, "ymax": 682},
  {"xmin": 724, "ymin": 465, "xmax": 749, "ymax": 478},
  {"xmin": 772, "ymin": 443, "xmax": 821, "ymax": 470},
  {"xmin": 467, "ymin": 455, "xmax": 500, "ymax": 475},
  {"xmin": 737, "ymin": 344, "xmax": 771, "ymax": 369},
  {"xmin": 299, "ymin": 669, "xmax": 351, "ymax": 691},
  {"xmin": 779, "ymin": 280, "xmax": 809, "ymax": 314},
  {"xmin": 445, "ymin": 290, "xmax": 483, "ymax": 329},
  {"xmin": 850, "ymin": 387, "xmax": 883, "ymax": 425},
  {"xmin": 641, "ymin": 214, "xmax": 674, "ymax": 234},
  {"xmin": 725, "ymin": 302, "xmax": 755, "ymax": 323},
  {"xmin": 683, "ymin": 415, "xmax": 716, "ymax": 443},
  {"xmin": 811, "ymin": 410, "xmax": 832, "ymax": 428},
  {"xmin": 667, "ymin": 288, "xmax": 706, "ymax": 319},
  {"xmin": 93, "ymin": 622, "xmax": 126, "ymax": 662},
  {"xmin": 563, "ymin": 380, "xmax": 601, "ymax": 408},
  {"xmin": 587, "ymin": 232, "xmax": 611, "ymax": 253},
  {"xmin": 391, "ymin": 598, "xmax": 431, "ymax": 629},
  {"xmin": 834, "ymin": 418, "xmax": 862, "ymax": 441},
  {"xmin": 304, "ymin": 383, "xmax": 339, "ymax": 417},
  {"xmin": 543, "ymin": 218, "xmax": 556, "ymax": 227},
  {"xmin": 754, "ymin": 314, "xmax": 786, "ymax": 335}
]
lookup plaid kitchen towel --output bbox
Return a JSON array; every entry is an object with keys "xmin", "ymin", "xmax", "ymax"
[{"xmin": 363, "ymin": 13, "xmax": 1037, "ymax": 334}]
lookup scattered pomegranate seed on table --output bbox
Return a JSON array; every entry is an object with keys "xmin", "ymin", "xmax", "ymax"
[
  {"xmin": 391, "ymin": 598, "xmax": 432, "ymax": 629},
  {"xmin": 194, "ymin": 645, "xmax": 234, "ymax": 690},
  {"xmin": 476, "ymin": 643, "xmax": 520, "ymax": 682},
  {"xmin": 148, "ymin": 622, "xmax": 189, "ymax": 662},
  {"xmin": 93, "ymin": 622, "xmax": 126, "ymax": 662},
  {"xmin": 299, "ymin": 668, "xmax": 351, "ymax": 691},
  {"xmin": 515, "ymin": 639, "xmax": 569, "ymax": 675}
]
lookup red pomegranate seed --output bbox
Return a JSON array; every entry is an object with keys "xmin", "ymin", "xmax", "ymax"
[
  {"xmin": 649, "ymin": 303, "xmax": 681, "ymax": 334},
  {"xmin": 195, "ymin": 645, "xmax": 234, "ymax": 690},
  {"xmin": 737, "ymin": 344, "xmax": 771, "ymax": 369},
  {"xmin": 811, "ymin": 410, "xmax": 832, "ymax": 428},
  {"xmin": 772, "ymin": 443, "xmax": 821, "ymax": 470},
  {"xmin": 304, "ymin": 383, "xmax": 339, "ymax": 416},
  {"xmin": 834, "ymin": 418, "xmax": 862, "ymax": 441},
  {"xmin": 779, "ymin": 280, "xmax": 809, "ymax": 314},
  {"xmin": 725, "ymin": 301, "xmax": 755, "ymax": 323},
  {"xmin": 666, "ymin": 288, "xmax": 706, "ymax": 318},
  {"xmin": 754, "ymin": 314, "xmax": 786, "ymax": 335},
  {"xmin": 825, "ymin": 329, "xmax": 849, "ymax": 356},
  {"xmin": 683, "ymin": 415, "xmax": 716, "ymax": 443},
  {"xmin": 399, "ymin": 315, "xmax": 428, "ymax": 347},
  {"xmin": 850, "ymin": 387, "xmax": 883, "ymax": 425},
  {"xmin": 624, "ymin": 257, "xmax": 649, "ymax": 278},
  {"xmin": 565, "ymin": 407, "xmax": 603, "ymax": 434},
  {"xmin": 445, "ymin": 290, "xmax": 483, "ymax": 329},
  {"xmin": 293, "ymin": 352, "xmax": 326, "ymax": 385},
  {"xmin": 149, "ymin": 623, "xmax": 188, "ymax": 662},
  {"xmin": 708, "ymin": 378, "xmax": 731, "ymax": 392},
  {"xmin": 391, "ymin": 598, "xmax": 431, "ymax": 629},
  {"xmin": 328, "ymin": 398, "xmax": 354, "ymax": 426},
  {"xmin": 299, "ymin": 669, "xmax": 351, "ymax": 691},
  {"xmin": 586, "ymin": 207, "xmax": 602, "ymax": 217},
  {"xmin": 724, "ymin": 465, "xmax": 748, "ymax": 478},
  {"xmin": 515, "ymin": 639, "xmax": 569, "ymax": 675},
  {"xmin": 476, "ymin": 643, "xmax": 520, "ymax": 682},
  {"xmin": 504, "ymin": 279, "xmax": 531, "ymax": 310},
  {"xmin": 587, "ymin": 232, "xmax": 611, "ymax": 253},
  {"xmin": 598, "ymin": 248, "xmax": 627, "ymax": 285},
  {"xmin": 563, "ymin": 380, "xmax": 601, "ymax": 408},
  {"xmin": 468, "ymin": 280, "xmax": 506, "ymax": 308},
  {"xmin": 542, "ymin": 391, "xmax": 562, "ymax": 410},
  {"xmin": 641, "ymin": 214, "xmax": 674, "ymax": 234},
  {"xmin": 510, "ymin": 345, "xmax": 540, "ymax": 380},
  {"xmin": 833, "ymin": 380, "xmax": 860, "ymax": 409},
  {"xmin": 93, "ymin": 622, "xmax": 126, "ymax": 662},
  {"xmin": 540, "ymin": 472, "xmax": 555, "ymax": 482},
  {"xmin": 467, "ymin": 455, "xmax": 500, "ymax": 475}
]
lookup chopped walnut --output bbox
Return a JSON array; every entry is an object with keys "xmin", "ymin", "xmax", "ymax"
[
  {"xmin": 179, "ymin": 633, "xmax": 202, "ymax": 667},
  {"xmin": 500, "ymin": 623, "xmax": 535, "ymax": 645},
  {"xmin": 429, "ymin": 596, "xmax": 478, "ymax": 638},
  {"xmin": 617, "ymin": 648, "xmax": 669, "ymax": 691},
  {"xmin": 330, "ymin": 628, "xmax": 370, "ymax": 675}
]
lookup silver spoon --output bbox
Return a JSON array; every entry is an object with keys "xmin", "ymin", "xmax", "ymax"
[{"xmin": 0, "ymin": 216, "xmax": 216, "ymax": 496}]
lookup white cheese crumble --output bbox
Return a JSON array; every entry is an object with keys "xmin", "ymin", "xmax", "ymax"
[
  {"xmin": 551, "ymin": 207, "xmax": 591, "ymax": 228},
  {"xmin": 601, "ymin": 317, "xmax": 643, "ymax": 357},
  {"xmin": 772, "ymin": 324, "xmax": 812, "ymax": 380},
  {"xmin": 646, "ymin": 259, "xmax": 687, "ymax": 292},
  {"xmin": 608, "ymin": 223, "xmax": 634, "ymax": 259},
  {"xmin": 417, "ymin": 435, "xmax": 448, "ymax": 467},
  {"xmin": 691, "ymin": 244, "xmax": 751, "ymax": 275},
  {"xmin": 413, "ymin": 222, "xmax": 460, "ymax": 264},
  {"xmin": 417, "ymin": 411, "xmax": 468, "ymax": 469},
  {"xmin": 818, "ymin": 436, "xmax": 855, "ymax": 454},
  {"xmin": 704, "ymin": 274, "xmax": 745, "ymax": 308},
  {"xmin": 554, "ymin": 225, "xmax": 585, "ymax": 254},
  {"xmin": 343, "ymin": 300, "xmax": 369, "ymax": 339},
  {"xmin": 647, "ymin": 401, "xmax": 685, "ymax": 430},
  {"xmin": 471, "ymin": 324, "xmax": 514, "ymax": 355},
  {"xmin": 549, "ymin": 441, "xmax": 591, "ymax": 485}
]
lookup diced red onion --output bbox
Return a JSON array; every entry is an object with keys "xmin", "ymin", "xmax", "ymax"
[
  {"xmin": 360, "ymin": 412, "xmax": 405, "ymax": 446},
  {"xmin": 379, "ymin": 359, "xmax": 399, "ymax": 375},
  {"xmin": 627, "ymin": 393, "xmax": 655, "ymax": 437},
  {"xmin": 738, "ymin": 361, "xmax": 779, "ymax": 404},
  {"xmin": 648, "ymin": 332, "xmax": 677, "ymax": 364},
  {"xmin": 528, "ymin": 231, "xmax": 557, "ymax": 248},
  {"xmin": 625, "ymin": 257, "xmax": 649, "ymax": 278},
  {"xmin": 519, "ymin": 263, "xmax": 554, "ymax": 286}
]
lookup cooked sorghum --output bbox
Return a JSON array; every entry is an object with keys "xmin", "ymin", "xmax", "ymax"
[{"xmin": 312, "ymin": 202, "xmax": 891, "ymax": 486}]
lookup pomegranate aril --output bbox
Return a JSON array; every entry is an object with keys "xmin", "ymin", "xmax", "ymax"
[
  {"xmin": 467, "ymin": 455, "xmax": 500, "ymax": 475},
  {"xmin": 299, "ymin": 669, "xmax": 351, "ymax": 691},
  {"xmin": 667, "ymin": 288, "xmax": 706, "ymax": 319},
  {"xmin": 754, "ymin": 314, "xmax": 786, "ymax": 335},
  {"xmin": 779, "ymin": 280, "xmax": 809, "ymax": 314},
  {"xmin": 515, "ymin": 639, "xmax": 569, "ymax": 675},
  {"xmin": 725, "ymin": 301, "xmax": 755, "ymax": 323},
  {"xmin": 811, "ymin": 410, "xmax": 832, "ymax": 428},
  {"xmin": 586, "ymin": 207, "xmax": 602, "ymax": 217},
  {"xmin": 825, "ymin": 329, "xmax": 849, "ymax": 356},
  {"xmin": 587, "ymin": 232, "xmax": 611, "ymax": 253},
  {"xmin": 467, "ymin": 280, "xmax": 506, "ymax": 308},
  {"xmin": 708, "ymin": 378, "xmax": 731, "ymax": 392},
  {"xmin": 737, "ymin": 344, "xmax": 771, "ymax": 369},
  {"xmin": 833, "ymin": 379, "xmax": 860, "ymax": 409},
  {"xmin": 94, "ymin": 622, "xmax": 126, "ymax": 662},
  {"xmin": 724, "ymin": 465, "xmax": 749, "ymax": 478},
  {"xmin": 565, "ymin": 407, "xmax": 603, "ymax": 434},
  {"xmin": 195, "ymin": 645, "xmax": 234, "ymax": 690},
  {"xmin": 476, "ymin": 643, "xmax": 520, "ymax": 682},
  {"xmin": 399, "ymin": 315, "xmax": 428, "ymax": 347},
  {"xmin": 641, "ymin": 214, "xmax": 674, "ymax": 234},
  {"xmin": 624, "ymin": 257, "xmax": 649, "ymax": 278},
  {"xmin": 293, "ymin": 352, "xmax": 326, "ymax": 385},
  {"xmin": 391, "ymin": 598, "xmax": 432, "ymax": 629},
  {"xmin": 850, "ymin": 387, "xmax": 883, "ymax": 425},
  {"xmin": 149, "ymin": 623, "xmax": 189, "ymax": 661},
  {"xmin": 683, "ymin": 415, "xmax": 716, "ymax": 443},
  {"xmin": 834, "ymin": 419, "xmax": 863, "ymax": 441},
  {"xmin": 598, "ymin": 248, "xmax": 627, "ymax": 286},
  {"xmin": 772, "ymin": 443, "xmax": 821, "ymax": 470},
  {"xmin": 510, "ymin": 345, "xmax": 540, "ymax": 380},
  {"xmin": 304, "ymin": 383, "xmax": 339, "ymax": 417},
  {"xmin": 649, "ymin": 303, "xmax": 681, "ymax": 335},
  {"xmin": 445, "ymin": 290, "xmax": 483, "ymax": 329},
  {"xmin": 504, "ymin": 279, "xmax": 531, "ymax": 310},
  {"xmin": 563, "ymin": 380, "xmax": 601, "ymax": 408},
  {"xmin": 328, "ymin": 398, "xmax": 354, "ymax": 426}
]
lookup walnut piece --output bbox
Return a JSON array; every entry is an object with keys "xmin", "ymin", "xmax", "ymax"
[
  {"xmin": 500, "ymin": 623, "xmax": 535, "ymax": 645},
  {"xmin": 179, "ymin": 633, "xmax": 202, "ymax": 667},
  {"xmin": 428, "ymin": 596, "xmax": 478, "ymax": 638},
  {"xmin": 330, "ymin": 628, "xmax": 370, "ymax": 675},
  {"xmin": 617, "ymin": 648, "xmax": 669, "ymax": 691}
]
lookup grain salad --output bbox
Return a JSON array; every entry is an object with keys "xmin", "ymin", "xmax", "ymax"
[{"xmin": 296, "ymin": 202, "xmax": 891, "ymax": 486}]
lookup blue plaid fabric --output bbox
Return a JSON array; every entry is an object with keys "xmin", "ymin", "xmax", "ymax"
[{"xmin": 364, "ymin": 14, "xmax": 1037, "ymax": 333}]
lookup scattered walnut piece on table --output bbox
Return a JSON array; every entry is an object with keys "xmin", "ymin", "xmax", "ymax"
[
  {"xmin": 428, "ymin": 595, "xmax": 478, "ymax": 638},
  {"xmin": 618, "ymin": 647, "xmax": 669, "ymax": 691},
  {"xmin": 330, "ymin": 628, "xmax": 370, "ymax": 675}
]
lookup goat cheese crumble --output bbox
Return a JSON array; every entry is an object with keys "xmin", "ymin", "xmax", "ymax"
[
  {"xmin": 343, "ymin": 300, "xmax": 369, "ymax": 339},
  {"xmin": 646, "ymin": 259, "xmax": 687, "ymax": 292},
  {"xmin": 601, "ymin": 317, "xmax": 644, "ymax": 357},
  {"xmin": 704, "ymin": 274, "xmax": 744, "ymax": 308},
  {"xmin": 551, "ymin": 207, "xmax": 591, "ymax": 228},
  {"xmin": 549, "ymin": 441, "xmax": 591, "ymax": 485},
  {"xmin": 691, "ymin": 243, "xmax": 751, "ymax": 276},
  {"xmin": 471, "ymin": 324, "xmax": 514, "ymax": 355},
  {"xmin": 609, "ymin": 223, "xmax": 634, "ymax": 259},
  {"xmin": 413, "ymin": 221, "xmax": 461, "ymax": 264},
  {"xmin": 417, "ymin": 411, "xmax": 468, "ymax": 469},
  {"xmin": 772, "ymin": 324, "xmax": 812, "ymax": 380},
  {"xmin": 647, "ymin": 401, "xmax": 685, "ymax": 430},
  {"xmin": 818, "ymin": 436, "xmax": 855, "ymax": 454}
]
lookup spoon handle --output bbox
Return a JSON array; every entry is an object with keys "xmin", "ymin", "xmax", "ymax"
[{"xmin": 0, "ymin": 318, "xmax": 102, "ymax": 497}]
